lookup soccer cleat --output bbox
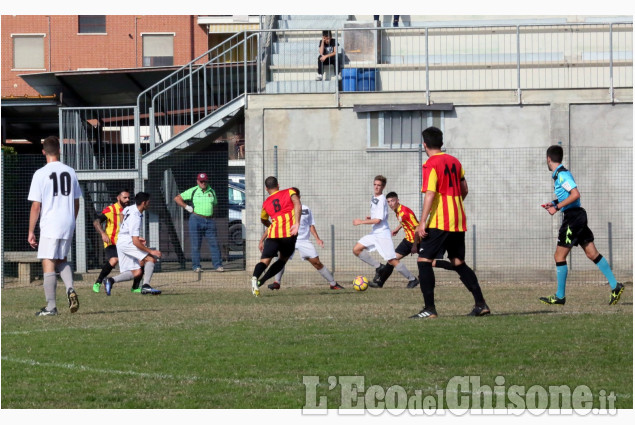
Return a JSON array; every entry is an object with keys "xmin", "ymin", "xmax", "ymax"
[
  {"xmin": 268, "ymin": 282, "xmax": 281, "ymax": 290},
  {"xmin": 92, "ymin": 281, "xmax": 101, "ymax": 293},
  {"xmin": 330, "ymin": 283, "xmax": 344, "ymax": 290},
  {"xmin": 141, "ymin": 285, "xmax": 161, "ymax": 295},
  {"xmin": 131, "ymin": 287, "xmax": 141, "ymax": 294},
  {"xmin": 409, "ymin": 307, "xmax": 438, "ymax": 319},
  {"xmin": 468, "ymin": 304, "xmax": 491, "ymax": 316},
  {"xmin": 373, "ymin": 265, "xmax": 384, "ymax": 284},
  {"xmin": 67, "ymin": 288, "xmax": 79, "ymax": 313},
  {"xmin": 251, "ymin": 276, "xmax": 260, "ymax": 297},
  {"xmin": 35, "ymin": 307, "xmax": 58, "ymax": 316},
  {"xmin": 104, "ymin": 277, "xmax": 114, "ymax": 296},
  {"xmin": 609, "ymin": 282, "xmax": 624, "ymax": 305},
  {"xmin": 406, "ymin": 278, "xmax": 419, "ymax": 289},
  {"xmin": 539, "ymin": 294, "xmax": 566, "ymax": 305}
]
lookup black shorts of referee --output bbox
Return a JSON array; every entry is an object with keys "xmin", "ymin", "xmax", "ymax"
[{"xmin": 557, "ymin": 207, "xmax": 594, "ymax": 248}]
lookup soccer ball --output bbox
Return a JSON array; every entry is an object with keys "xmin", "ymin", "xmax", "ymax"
[{"xmin": 353, "ymin": 276, "xmax": 369, "ymax": 291}]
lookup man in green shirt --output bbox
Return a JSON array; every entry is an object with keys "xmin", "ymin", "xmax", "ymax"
[{"xmin": 174, "ymin": 172, "xmax": 224, "ymax": 272}]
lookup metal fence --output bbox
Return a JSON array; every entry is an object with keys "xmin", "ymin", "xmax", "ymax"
[
  {"xmin": 247, "ymin": 146, "xmax": 632, "ymax": 286},
  {"xmin": 58, "ymin": 22, "xmax": 632, "ymax": 173},
  {"xmin": 262, "ymin": 22, "xmax": 632, "ymax": 101},
  {"xmin": 3, "ymin": 146, "xmax": 630, "ymax": 288}
]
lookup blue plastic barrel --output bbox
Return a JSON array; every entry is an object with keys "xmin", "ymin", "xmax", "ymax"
[
  {"xmin": 342, "ymin": 68, "xmax": 357, "ymax": 92},
  {"xmin": 357, "ymin": 69, "xmax": 376, "ymax": 92}
]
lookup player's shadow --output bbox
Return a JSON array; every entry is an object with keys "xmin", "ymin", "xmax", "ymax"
[{"xmin": 481, "ymin": 310, "xmax": 560, "ymax": 317}]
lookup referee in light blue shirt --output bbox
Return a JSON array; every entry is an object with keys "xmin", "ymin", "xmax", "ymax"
[
  {"xmin": 539, "ymin": 145, "xmax": 623, "ymax": 306},
  {"xmin": 174, "ymin": 172, "xmax": 224, "ymax": 273}
]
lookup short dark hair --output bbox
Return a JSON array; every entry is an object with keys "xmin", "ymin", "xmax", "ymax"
[
  {"xmin": 135, "ymin": 192, "xmax": 151, "ymax": 204},
  {"xmin": 546, "ymin": 145, "xmax": 564, "ymax": 163},
  {"xmin": 374, "ymin": 175, "xmax": 387, "ymax": 187},
  {"xmin": 42, "ymin": 136, "xmax": 60, "ymax": 155},
  {"xmin": 386, "ymin": 191, "xmax": 398, "ymax": 199},
  {"xmin": 322, "ymin": 30, "xmax": 332, "ymax": 37},
  {"xmin": 118, "ymin": 189, "xmax": 131, "ymax": 196},
  {"xmin": 422, "ymin": 126, "xmax": 444, "ymax": 149},
  {"xmin": 291, "ymin": 187, "xmax": 300, "ymax": 197},
  {"xmin": 264, "ymin": 176, "xmax": 279, "ymax": 190}
]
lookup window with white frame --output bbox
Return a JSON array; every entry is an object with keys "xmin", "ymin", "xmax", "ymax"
[
  {"xmin": 142, "ymin": 34, "xmax": 174, "ymax": 67},
  {"xmin": 368, "ymin": 110, "xmax": 444, "ymax": 149},
  {"xmin": 13, "ymin": 34, "xmax": 45, "ymax": 70}
]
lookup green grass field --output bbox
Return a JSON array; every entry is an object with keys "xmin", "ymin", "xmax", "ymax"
[{"xmin": 1, "ymin": 276, "xmax": 632, "ymax": 410}]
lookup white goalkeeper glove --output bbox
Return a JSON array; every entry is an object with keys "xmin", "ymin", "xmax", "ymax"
[{"xmin": 185, "ymin": 205, "xmax": 193, "ymax": 213}]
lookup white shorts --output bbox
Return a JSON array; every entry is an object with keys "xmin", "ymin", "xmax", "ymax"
[
  {"xmin": 37, "ymin": 237, "xmax": 72, "ymax": 260},
  {"xmin": 292, "ymin": 239, "xmax": 318, "ymax": 260},
  {"xmin": 358, "ymin": 234, "xmax": 397, "ymax": 261},
  {"xmin": 117, "ymin": 243, "xmax": 148, "ymax": 273}
]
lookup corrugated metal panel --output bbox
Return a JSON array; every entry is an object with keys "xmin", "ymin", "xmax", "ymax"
[{"xmin": 207, "ymin": 23, "xmax": 259, "ymax": 33}]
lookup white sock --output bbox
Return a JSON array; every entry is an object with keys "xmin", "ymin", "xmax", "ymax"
[
  {"xmin": 274, "ymin": 266, "xmax": 285, "ymax": 283},
  {"xmin": 43, "ymin": 272, "xmax": 57, "ymax": 310},
  {"xmin": 357, "ymin": 250, "xmax": 381, "ymax": 269},
  {"xmin": 143, "ymin": 261, "xmax": 155, "ymax": 286},
  {"xmin": 395, "ymin": 262, "xmax": 415, "ymax": 281},
  {"xmin": 112, "ymin": 270, "xmax": 134, "ymax": 283},
  {"xmin": 55, "ymin": 262, "xmax": 74, "ymax": 292},
  {"xmin": 317, "ymin": 266, "xmax": 335, "ymax": 285}
]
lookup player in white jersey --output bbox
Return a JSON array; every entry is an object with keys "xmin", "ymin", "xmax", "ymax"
[
  {"xmin": 102, "ymin": 192, "xmax": 162, "ymax": 295},
  {"xmin": 264, "ymin": 187, "xmax": 343, "ymax": 290},
  {"xmin": 353, "ymin": 175, "xmax": 415, "ymax": 288},
  {"xmin": 28, "ymin": 136, "xmax": 82, "ymax": 316}
]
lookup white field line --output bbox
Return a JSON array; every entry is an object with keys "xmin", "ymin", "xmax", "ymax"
[
  {"xmin": 0, "ymin": 356, "xmax": 299, "ymax": 387},
  {"xmin": 2, "ymin": 356, "xmax": 630, "ymax": 400}
]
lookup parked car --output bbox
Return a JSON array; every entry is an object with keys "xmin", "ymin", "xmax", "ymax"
[{"xmin": 228, "ymin": 182, "xmax": 245, "ymax": 251}]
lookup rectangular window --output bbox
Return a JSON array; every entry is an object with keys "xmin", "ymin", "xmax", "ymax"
[
  {"xmin": 368, "ymin": 111, "xmax": 444, "ymax": 149},
  {"xmin": 143, "ymin": 34, "xmax": 174, "ymax": 67},
  {"xmin": 78, "ymin": 16, "xmax": 106, "ymax": 34},
  {"xmin": 13, "ymin": 35, "xmax": 45, "ymax": 69}
]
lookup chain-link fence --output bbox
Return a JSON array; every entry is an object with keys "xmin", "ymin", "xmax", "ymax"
[
  {"xmin": 2, "ymin": 146, "xmax": 631, "ymax": 288},
  {"xmin": 1, "ymin": 149, "xmax": 245, "ymax": 288},
  {"xmin": 246, "ymin": 146, "xmax": 632, "ymax": 286}
]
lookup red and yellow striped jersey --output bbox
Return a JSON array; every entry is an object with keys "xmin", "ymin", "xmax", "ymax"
[
  {"xmin": 261, "ymin": 188, "xmax": 297, "ymax": 238},
  {"xmin": 421, "ymin": 153, "xmax": 467, "ymax": 232},
  {"xmin": 99, "ymin": 203, "xmax": 124, "ymax": 247},
  {"xmin": 396, "ymin": 204, "xmax": 419, "ymax": 243}
]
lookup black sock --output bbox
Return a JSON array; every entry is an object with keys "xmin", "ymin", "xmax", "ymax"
[
  {"xmin": 434, "ymin": 260, "xmax": 454, "ymax": 270},
  {"xmin": 381, "ymin": 264, "xmax": 395, "ymax": 282},
  {"xmin": 252, "ymin": 262, "xmax": 268, "ymax": 280},
  {"xmin": 260, "ymin": 259, "xmax": 289, "ymax": 284},
  {"xmin": 455, "ymin": 263, "xmax": 486, "ymax": 305},
  {"xmin": 417, "ymin": 261, "xmax": 436, "ymax": 309},
  {"xmin": 131, "ymin": 274, "xmax": 143, "ymax": 290},
  {"xmin": 97, "ymin": 262, "xmax": 114, "ymax": 283}
]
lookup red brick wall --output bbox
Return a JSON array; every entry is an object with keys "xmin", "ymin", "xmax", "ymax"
[{"xmin": 1, "ymin": 15, "xmax": 209, "ymax": 97}]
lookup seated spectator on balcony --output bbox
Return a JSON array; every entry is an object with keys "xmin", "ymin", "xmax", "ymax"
[{"xmin": 316, "ymin": 30, "xmax": 342, "ymax": 81}]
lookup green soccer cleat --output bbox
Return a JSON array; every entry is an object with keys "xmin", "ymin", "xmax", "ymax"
[
  {"xmin": 92, "ymin": 282, "xmax": 101, "ymax": 293},
  {"xmin": 131, "ymin": 287, "xmax": 141, "ymax": 294},
  {"xmin": 609, "ymin": 282, "xmax": 624, "ymax": 306},
  {"xmin": 539, "ymin": 294, "xmax": 566, "ymax": 305}
]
